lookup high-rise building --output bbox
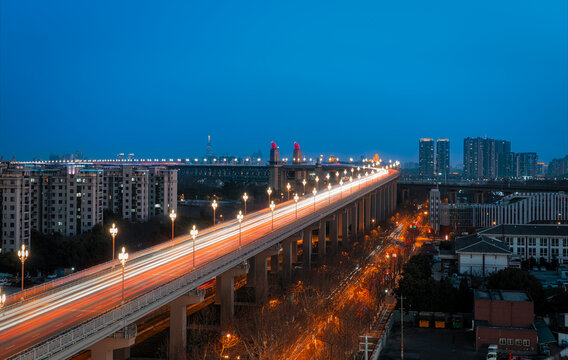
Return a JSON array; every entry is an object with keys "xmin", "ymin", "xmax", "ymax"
[
  {"xmin": 548, "ymin": 155, "xmax": 568, "ymax": 178},
  {"xmin": 463, "ymin": 137, "xmax": 512, "ymax": 179},
  {"xmin": 419, "ymin": 138, "xmax": 435, "ymax": 178},
  {"xmin": 511, "ymin": 152, "xmax": 538, "ymax": 178},
  {"xmin": 0, "ymin": 166, "xmax": 31, "ymax": 253},
  {"xmin": 436, "ymin": 139, "xmax": 450, "ymax": 177},
  {"xmin": 429, "ymin": 188, "xmax": 441, "ymax": 233}
]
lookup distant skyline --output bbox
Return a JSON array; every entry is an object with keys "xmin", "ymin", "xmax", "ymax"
[{"xmin": 1, "ymin": 1, "xmax": 567, "ymax": 164}]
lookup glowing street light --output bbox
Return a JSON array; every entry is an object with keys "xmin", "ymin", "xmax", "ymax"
[
  {"xmin": 118, "ymin": 247, "xmax": 128, "ymax": 304},
  {"xmin": 237, "ymin": 211, "xmax": 244, "ymax": 247},
  {"xmin": 0, "ymin": 291, "xmax": 5, "ymax": 312},
  {"xmin": 349, "ymin": 176, "xmax": 353, "ymax": 193},
  {"xmin": 110, "ymin": 223, "xmax": 118, "ymax": 268},
  {"xmin": 18, "ymin": 244, "xmax": 28, "ymax": 292},
  {"xmin": 286, "ymin": 183, "xmax": 291, "ymax": 200},
  {"xmin": 315, "ymin": 176, "xmax": 320, "ymax": 190},
  {"xmin": 169, "ymin": 209, "xmax": 177, "ymax": 241},
  {"xmin": 325, "ymin": 173, "xmax": 330, "ymax": 184},
  {"xmin": 211, "ymin": 200, "xmax": 218, "ymax": 225},
  {"xmin": 339, "ymin": 179, "xmax": 344, "ymax": 199},
  {"xmin": 190, "ymin": 225, "xmax": 198, "ymax": 267},
  {"xmin": 302, "ymin": 179, "xmax": 307, "ymax": 195},
  {"xmin": 242, "ymin": 193, "xmax": 248, "ymax": 215},
  {"xmin": 312, "ymin": 187, "xmax": 318, "ymax": 212},
  {"xmin": 267, "ymin": 187, "xmax": 273, "ymax": 205},
  {"xmin": 335, "ymin": 171, "xmax": 339, "ymax": 182},
  {"xmin": 294, "ymin": 193, "xmax": 299, "ymax": 218},
  {"xmin": 327, "ymin": 183, "xmax": 332, "ymax": 203},
  {"xmin": 270, "ymin": 201, "xmax": 276, "ymax": 229},
  {"xmin": 358, "ymin": 173, "xmax": 361, "ymax": 190}
]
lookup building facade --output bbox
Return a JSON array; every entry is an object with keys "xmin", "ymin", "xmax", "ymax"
[
  {"xmin": 436, "ymin": 139, "xmax": 450, "ymax": 178},
  {"xmin": 455, "ymin": 234, "xmax": 511, "ymax": 276},
  {"xmin": 0, "ymin": 166, "xmax": 31, "ymax": 253},
  {"xmin": 436, "ymin": 191, "xmax": 568, "ymax": 230},
  {"xmin": 479, "ymin": 224, "xmax": 568, "ymax": 264},
  {"xmin": 474, "ymin": 290, "xmax": 537, "ymax": 352},
  {"xmin": 419, "ymin": 138, "xmax": 435, "ymax": 179}
]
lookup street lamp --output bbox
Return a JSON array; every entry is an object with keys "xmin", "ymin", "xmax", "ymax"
[
  {"xmin": 335, "ymin": 171, "xmax": 339, "ymax": 183},
  {"xmin": 190, "ymin": 225, "xmax": 198, "ymax": 267},
  {"xmin": 169, "ymin": 209, "xmax": 177, "ymax": 241},
  {"xmin": 339, "ymin": 179, "xmax": 343, "ymax": 199},
  {"xmin": 349, "ymin": 176, "xmax": 353, "ymax": 193},
  {"xmin": 211, "ymin": 200, "xmax": 218, "ymax": 225},
  {"xmin": 242, "ymin": 193, "xmax": 248, "ymax": 215},
  {"xmin": 286, "ymin": 183, "xmax": 291, "ymax": 200},
  {"xmin": 270, "ymin": 201, "xmax": 276, "ymax": 230},
  {"xmin": 312, "ymin": 187, "xmax": 317, "ymax": 212},
  {"xmin": 110, "ymin": 223, "xmax": 118, "ymax": 268},
  {"xmin": 294, "ymin": 193, "xmax": 299, "ymax": 218},
  {"xmin": 327, "ymin": 183, "xmax": 332, "ymax": 204},
  {"xmin": 325, "ymin": 173, "xmax": 330, "ymax": 184},
  {"xmin": 358, "ymin": 173, "xmax": 361, "ymax": 190},
  {"xmin": 267, "ymin": 187, "xmax": 272, "ymax": 205},
  {"xmin": 17, "ymin": 244, "xmax": 28, "ymax": 292},
  {"xmin": 118, "ymin": 247, "xmax": 128, "ymax": 304},
  {"xmin": 315, "ymin": 176, "xmax": 319, "ymax": 190},
  {"xmin": 237, "ymin": 211, "xmax": 244, "ymax": 247},
  {"xmin": 302, "ymin": 179, "xmax": 307, "ymax": 195}
]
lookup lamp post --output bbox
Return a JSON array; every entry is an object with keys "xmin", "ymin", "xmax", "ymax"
[
  {"xmin": 242, "ymin": 193, "xmax": 248, "ymax": 215},
  {"xmin": 327, "ymin": 183, "xmax": 332, "ymax": 204},
  {"xmin": 110, "ymin": 223, "xmax": 118, "ymax": 268},
  {"xmin": 118, "ymin": 247, "xmax": 128, "ymax": 304},
  {"xmin": 169, "ymin": 209, "xmax": 177, "ymax": 241},
  {"xmin": 237, "ymin": 211, "xmax": 244, "ymax": 247},
  {"xmin": 315, "ymin": 176, "xmax": 319, "ymax": 190},
  {"xmin": 294, "ymin": 193, "xmax": 299, "ymax": 218},
  {"xmin": 211, "ymin": 200, "xmax": 218, "ymax": 225},
  {"xmin": 349, "ymin": 176, "xmax": 353, "ymax": 193},
  {"xmin": 190, "ymin": 225, "xmax": 198, "ymax": 267},
  {"xmin": 358, "ymin": 174, "xmax": 361, "ymax": 190},
  {"xmin": 267, "ymin": 187, "xmax": 272, "ymax": 205},
  {"xmin": 302, "ymin": 179, "xmax": 307, "ymax": 195},
  {"xmin": 286, "ymin": 183, "xmax": 291, "ymax": 200},
  {"xmin": 335, "ymin": 171, "xmax": 339, "ymax": 183},
  {"xmin": 18, "ymin": 244, "xmax": 28, "ymax": 292},
  {"xmin": 312, "ymin": 188, "xmax": 317, "ymax": 212},
  {"xmin": 339, "ymin": 179, "xmax": 343, "ymax": 199},
  {"xmin": 325, "ymin": 173, "xmax": 330, "ymax": 185},
  {"xmin": 270, "ymin": 201, "xmax": 276, "ymax": 230}
]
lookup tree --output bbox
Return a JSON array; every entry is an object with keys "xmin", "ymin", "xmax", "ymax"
[{"xmin": 487, "ymin": 268, "xmax": 546, "ymax": 314}]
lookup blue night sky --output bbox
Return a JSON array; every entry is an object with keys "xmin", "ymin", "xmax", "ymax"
[{"xmin": 1, "ymin": 0, "xmax": 567, "ymax": 165}]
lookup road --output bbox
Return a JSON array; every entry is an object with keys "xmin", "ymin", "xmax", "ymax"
[
  {"xmin": 282, "ymin": 222, "xmax": 406, "ymax": 359},
  {"xmin": 0, "ymin": 168, "xmax": 396, "ymax": 359}
]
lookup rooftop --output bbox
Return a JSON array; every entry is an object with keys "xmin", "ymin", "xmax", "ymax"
[
  {"xmin": 455, "ymin": 234, "xmax": 511, "ymax": 254},
  {"xmin": 475, "ymin": 289, "xmax": 531, "ymax": 302},
  {"xmin": 480, "ymin": 224, "xmax": 568, "ymax": 237}
]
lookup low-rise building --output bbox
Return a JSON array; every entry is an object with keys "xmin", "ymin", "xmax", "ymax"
[
  {"xmin": 474, "ymin": 289, "xmax": 537, "ymax": 353},
  {"xmin": 479, "ymin": 224, "xmax": 568, "ymax": 265},
  {"xmin": 456, "ymin": 234, "xmax": 511, "ymax": 276}
]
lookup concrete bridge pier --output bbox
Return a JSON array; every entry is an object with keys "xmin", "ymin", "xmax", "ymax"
[
  {"xmin": 364, "ymin": 195, "xmax": 371, "ymax": 233},
  {"xmin": 351, "ymin": 204, "xmax": 358, "ymax": 240},
  {"xmin": 358, "ymin": 200, "xmax": 365, "ymax": 235},
  {"xmin": 248, "ymin": 246, "xmax": 279, "ymax": 302},
  {"xmin": 282, "ymin": 234, "xmax": 299, "ymax": 282},
  {"xmin": 215, "ymin": 264, "xmax": 248, "ymax": 327},
  {"xmin": 169, "ymin": 290, "xmax": 205, "ymax": 359},
  {"xmin": 318, "ymin": 219, "xmax": 327, "ymax": 262},
  {"xmin": 302, "ymin": 228, "xmax": 313, "ymax": 269},
  {"xmin": 270, "ymin": 254, "xmax": 279, "ymax": 275},
  {"xmin": 329, "ymin": 215, "xmax": 338, "ymax": 254},
  {"xmin": 88, "ymin": 325, "xmax": 137, "ymax": 360},
  {"xmin": 291, "ymin": 239, "xmax": 298, "ymax": 263},
  {"xmin": 340, "ymin": 208, "xmax": 349, "ymax": 248}
]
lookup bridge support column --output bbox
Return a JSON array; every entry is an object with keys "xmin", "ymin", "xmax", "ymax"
[
  {"xmin": 291, "ymin": 239, "xmax": 298, "ymax": 263},
  {"xmin": 364, "ymin": 195, "xmax": 371, "ymax": 233},
  {"xmin": 302, "ymin": 229, "xmax": 312, "ymax": 269},
  {"xmin": 318, "ymin": 219, "xmax": 327, "ymax": 262},
  {"xmin": 341, "ymin": 208, "xmax": 349, "ymax": 248},
  {"xmin": 329, "ymin": 215, "xmax": 338, "ymax": 254},
  {"xmin": 282, "ymin": 235, "xmax": 298, "ymax": 282},
  {"xmin": 392, "ymin": 182, "xmax": 397, "ymax": 213},
  {"xmin": 370, "ymin": 192, "xmax": 377, "ymax": 226},
  {"xmin": 170, "ymin": 290, "xmax": 205, "ymax": 359},
  {"xmin": 252, "ymin": 246, "xmax": 279, "ymax": 302},
  {"xmin": 215, "ymin": 265, "xmax": 248, "ymax": 327},
  {"xmin": 358, "ymin": 200, "xmax": 365, "ymax": 236},
  {"xmin": 88, "ymin": 326, "xmax": 137, "ymax": 360},
  {"xmin": 270, "ymin": 254, "xmax": 279, "ymax": 275}
]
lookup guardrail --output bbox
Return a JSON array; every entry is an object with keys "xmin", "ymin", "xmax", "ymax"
[{"xmin": 10, "ymin": 171, "xmax": 399, "ymax": 360}]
